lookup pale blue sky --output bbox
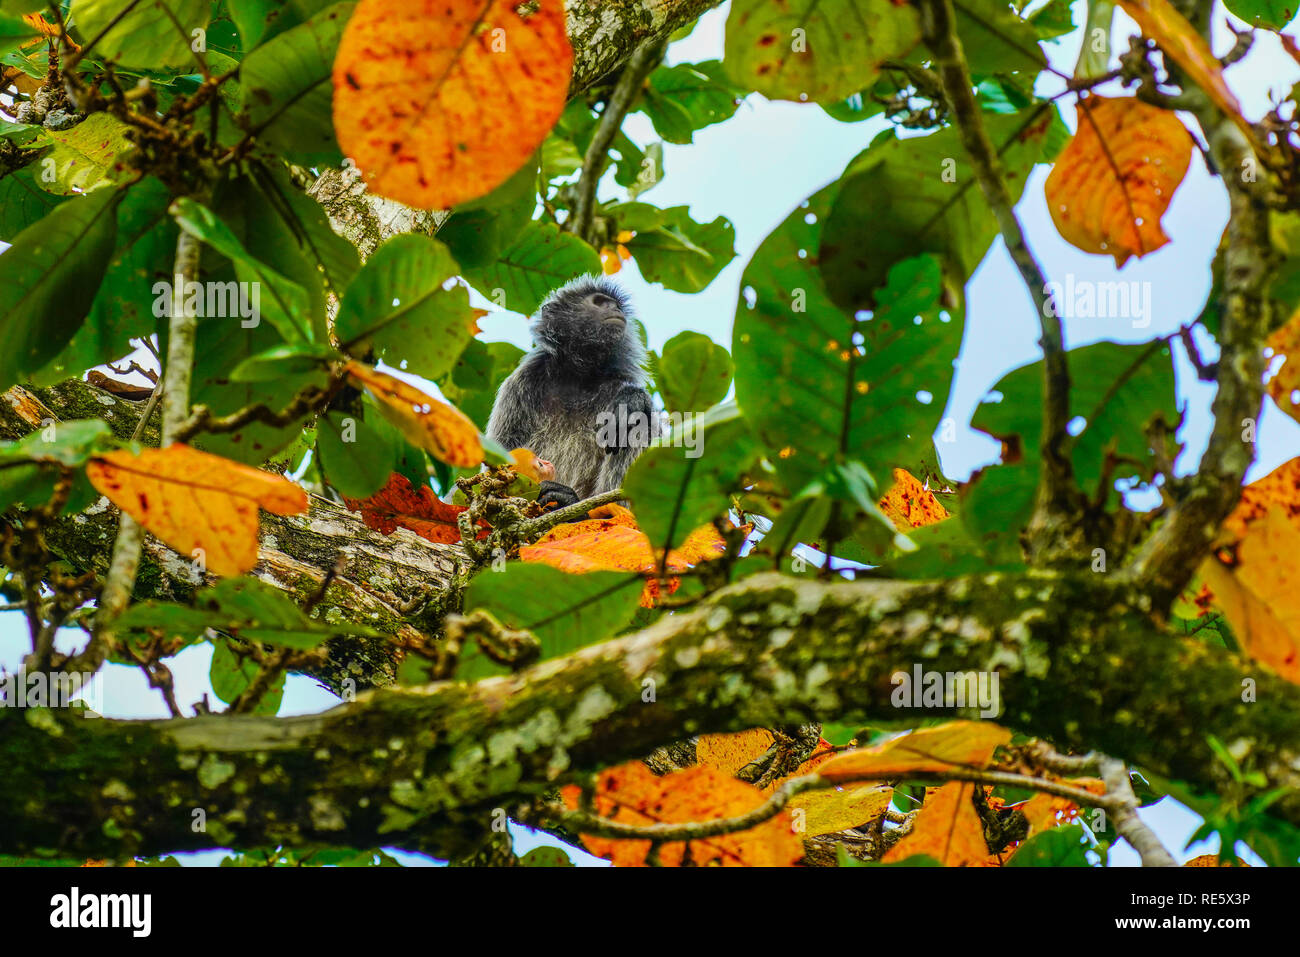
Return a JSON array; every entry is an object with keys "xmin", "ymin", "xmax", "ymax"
[{"xmin": 3, "ymin": 0, "xmax": 1296, "ymax": 866}]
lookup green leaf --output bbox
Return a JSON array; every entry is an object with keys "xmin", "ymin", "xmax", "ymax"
[
  {"xmin": 33, "ymin": 176, "xmax": 174, "ymax": 386},
  {"xmin": 459, "ymin": 565, "xmax": 643, "ymax": 678},
  {"xmin": 0, "ymin": 11, "xmax": 41, "ymax": 56},
  {"xmin": 239, "ymin": 1, "xmax": 355, "ymax": 164},
  {"xmin": 657, "ymin": 330, "xmax": 734, "ymax": 412},
  {"xmin": 335, "ymin": 234, "xmax": 474, "ymax": 380},
  {"xmin": 230, "ymin": 341, "xmax": 336, "ymax": 381},
  {"xmin": 315, "ymin": 407, "xmax": 403, "ymax": 498},
  {"xmin": 965, "ymin": 340, "xmax": 1177, "ymax": 555},
  {"xmin": 724, "ymin": 0, "xmax": 921, "ymax": 102},
  {"xmin": 0, "ymin": 186, "xmax": 120, "ymax": 392},
  {"xmin": 1006, "ymin": 825, "xmax": 1092, "ymax": 866},
  {"xmin": 736, "ymin": 177, "xmax": 962, "ymax": 493},
  {"xmin": 622, "ymin": 405, "xmax": 756, "ymax": 552},
  {"xmin": 519, "ymin": 847, "xmax": 574, "ymax": 867},
  {"xmin": 444, "ymin": 338, "xmax": 525, "ymax": 430},
  {"xmin": 1222, "ymin": 0, "xmax": 1298, "ymax": 29},
  {"xmin": 638, "ymin": 60, "xmax": 742, "ymax": 144},
  {"xmin": 951, "ymin": 0, "xmax": 1048, "ymax": 75},
  {"xmin": 228, "ymin": 0, "xmax": 339, "ymax": 48},
  {"xmin": 172, "ymin": 196, "xmax": 312, "ymax": 343},
  {"xmin": 250, "ymin": 160, "xmax": 360, "ymax": 300},
  {"xmin": 0, "ymin": 419, "xmax": 113, "ymax": 466},
  {"xmin": 69, "ymin": 0, "xmax": 211, "ymax": 69},
  {"xmin": 40, "ymin": 114, "xmax": 134, "ymax": 195},
  {"xmin": 620, "ymin": 205, "xmax": 735, "ymax": 293},
  {"xmin": 209, "ymin": 637, "xmax": 284, "ymax": 712},
  {"xmin": 0, "ymin": 166, "xmax": 67, "ymax": 239},
  {"xmin": 819, "ymin": 106, "xmax": 1063, "ymax": 310},
  {"xmin": 189, "ymin": 313, "xmax": 326, "ymax": 465},
  {"xmin": 462, "ymin": 221, "xmax": 601, "ymax": 316}
]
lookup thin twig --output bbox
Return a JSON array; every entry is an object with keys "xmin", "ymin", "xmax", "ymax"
[
  {"xmin": 567, "ymin": 39, "xmax": 663, "ymax": 242},
  {"xmin": 517, "ymin": 488, "xmax": 626, "ymax": 538},
  {"xmin": 75, "ymin": 220, "xmax": 205, "ymax": 672},
  {"xmin": 920, "ymin": 0, "xmax": 1074, "ymax": 558}
]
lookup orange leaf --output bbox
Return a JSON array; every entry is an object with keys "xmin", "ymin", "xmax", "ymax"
[
  {"xmin": 1115, "ymin": 0, "xmax": 1253, "ymax": 146},
  {"xmin": 1267, "ymin": 307, "xmax": 1300, "ymax": 426},
  {"xmin": 86, "ymin": 445, "xmax": 308, "ymax": 576},
  {"xmin": 1221, "ymin": 456, "xmax": 1300, "ymax": 540},
  {"xmin": 521, "ymin": 523, "xmax": 654, "ymax": 574},
  {"xmin": 1045, "ymin": 96, "xmax": 1192, "ymax": 266},
  {"xmin": 818, "ymin": 721, "xmax": 1011, "ymax": 785},
  {"xmin": 878, "ymin": 467, "xmax": 949, "ymax": 530},
  {"xmin": 508, "ymin": 447, "xmax": 548, "ymax": 483},
  {"xmin": 521, "ymin": 510, "xmax": 727, "ymax": 606},
  {"xmin": 345, "ymin": 361, "xmax": 483, "ymax": 466},
  {"xmin": 342, "ymin": 471, "xmax": 481, "ymax": 544},
  {"xmin": 696, "ymin": 729, "xmax": 776, "ymax": 777},
  {"xmin": 599, "ymin": 247, "xmax": 623, "ymax": 275},
  {"xmin": 560, "ymin": 762, "xmax": 804, "ymax": 866},
  {"xmin": 883, "ymin": 782, "xmax": 997, "ymax": 866},
  {"xmin": 332, "ymin": 0, "xmax": 573, "ymax": 209},
  {"xmin": 1185, "ymin": 854, "xmax": 1250, "ymax": 866}
]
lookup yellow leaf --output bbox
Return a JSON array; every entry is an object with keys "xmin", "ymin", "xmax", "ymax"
[
  {"xmin": 1200, "ymin": 509, "xmax": 1300, "ymax": 683},
  {"xmin": 792, "ymin": 784, "xmax": 893, "ymax": 837},
  {"xmin": 878, "ymin": 467, "xmax": 949, "ymax": 530},
  {"xmin": 345, "ymin": 361, "xmax": 483, "ymax": 467},
  {"xmin": 818, "ymin": 721, "xmax": 1011, "ymax": 784},
  {"xmin": 86, "ymin": 445, "xmax": 308, "ymax": 576}
]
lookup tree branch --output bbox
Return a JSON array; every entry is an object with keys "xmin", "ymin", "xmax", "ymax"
[
  {"xmin": 4, "ymin": 570, "xmax": 1300, "ymax": 858},
  {"xmin": 921, "ymin": 0, "xmax": 1076, "ymax": 561},
  {"xmin": 567, "ymin": 38, "xmax": 663, "ymax": 242}
]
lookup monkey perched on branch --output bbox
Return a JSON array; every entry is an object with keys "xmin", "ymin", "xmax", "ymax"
[{"xmin": 487, "ymin": 276, "xmax": 658, "ymax": 511}]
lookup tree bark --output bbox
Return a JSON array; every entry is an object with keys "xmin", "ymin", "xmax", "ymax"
[
  {"xmin": 3, "ymin": 570, "xmax": 1299, "ymax": 858},
  {"xmin": 0, "ymin": 379, "xmax": 462, "ymax": 693}
]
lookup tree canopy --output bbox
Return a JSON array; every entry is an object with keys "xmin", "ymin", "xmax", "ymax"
[{"xmin": 0, "ymin": 0, "xmax": 1298, "ymax": 870}]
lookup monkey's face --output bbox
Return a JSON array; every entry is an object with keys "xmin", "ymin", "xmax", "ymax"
[{"xmin": 534, "ymin": 278, "xmax": 635, "ymax": 363}]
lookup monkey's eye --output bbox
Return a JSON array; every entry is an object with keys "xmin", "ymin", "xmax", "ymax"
[{"xmin": 591, "ymin": 294, "xmax": 616, "ymax": 309}]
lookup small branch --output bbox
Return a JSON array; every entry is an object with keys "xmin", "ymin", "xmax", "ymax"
[
  {"xmin": 567, "ymin": 39, "xmax": 663, "ymax": 243},
  {"xmin": 1122, "ymin": 55, "xmax": 1272, "ymax": 608},
  {"xmin": 920, "ymin": 0, "xmax": 1075, "ymax": 559},
  {"xmin": 76, "ymin": 221, "xmax": 205, "ymax": 673},
  {"xmin": 517, "ymin": 488, "xmax": 625, "ymax": 537},
  {"xmin": 1099, "ymin": 755, "xmax": 1177, "ymax": 867}
]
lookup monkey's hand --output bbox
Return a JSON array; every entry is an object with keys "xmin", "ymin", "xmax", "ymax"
[
  {"xmin": 538, "ymin": 480, "xmax": 583, "ymax": 513},
  {"xmin": 597, "ymin": 384, "xmax": 655, "ymax": 453}
]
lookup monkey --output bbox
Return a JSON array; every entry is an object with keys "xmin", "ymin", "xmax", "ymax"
[{"xmin": 486, "ymin": 276, "xmax": 657, "ymax": 513}]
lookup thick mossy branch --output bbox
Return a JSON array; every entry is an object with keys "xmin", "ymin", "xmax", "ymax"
[
  {"xmin": 3, "ymin": 571, "xmax": 1299, "ymax": 858},
  {"xmin": 0, "ymin": 378, "xmax": 464, "ymax": 695}
]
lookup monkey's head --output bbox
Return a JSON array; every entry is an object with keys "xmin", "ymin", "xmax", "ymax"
[{"xmin": 532, "ymin": 276, "xmax": 645, "ymax": 376}]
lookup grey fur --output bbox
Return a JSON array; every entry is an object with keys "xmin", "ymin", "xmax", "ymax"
[{"xmin": 487, "ymin": 275, "xmax": 657, "ymax": 500}]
